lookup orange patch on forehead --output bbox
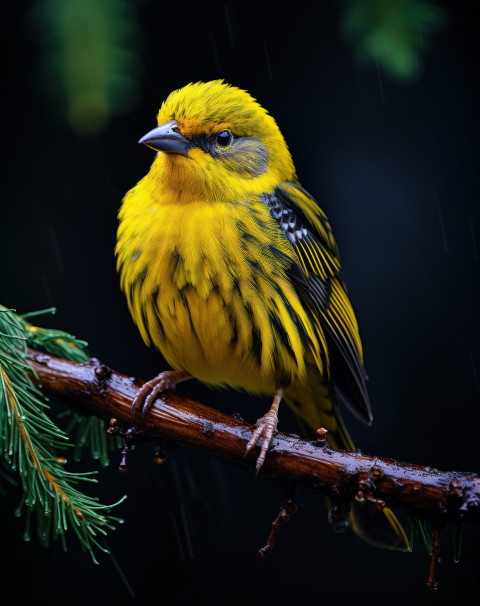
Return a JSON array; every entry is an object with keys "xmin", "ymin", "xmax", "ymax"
[{"xmin": 173, "ymin": 119, "xmax": 231, "ymax": 139}]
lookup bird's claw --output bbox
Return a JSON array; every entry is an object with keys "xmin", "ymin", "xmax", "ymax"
[
  {"xmin": 245, "ymin": 410, "xmax": 279, "ymax": 474},
  {"xmin": 131, "ymin": 372, "xmax": 177, "ymax": 418}
]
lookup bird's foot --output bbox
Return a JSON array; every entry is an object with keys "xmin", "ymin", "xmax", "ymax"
[
  {"xmin": 245, "ymin": 409, "xmax": 279, "ymax": 474},
  {"xmin": 131, "ymin": 370, "xmax": 189, "ymax": 418}
]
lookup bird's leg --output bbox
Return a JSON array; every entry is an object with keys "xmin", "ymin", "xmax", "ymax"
[
  {"xmin": 131, "ymin": 370, "xmax": 191, "ymax": 418},
  {"xmin": 245, "ymin": 385, "xmax": 287, "ymax": 474}
]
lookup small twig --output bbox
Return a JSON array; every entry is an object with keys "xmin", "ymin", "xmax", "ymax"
[
  {"xmin": 106, "ymin": 418, "xmax": 144, "ymax": 473},
  {"xmin": 427, "ymin": 527, "xmax": 442, "ymax": 590},
  {"xmin": 259, "ymin": 487, "xmax": 299, "ymax": 558}
]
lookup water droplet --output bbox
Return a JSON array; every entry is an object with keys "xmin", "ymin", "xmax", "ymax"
[
  {"xmin": 14, "ymin": 508, "xmax": 22, "ymax": 518},
  {"xmin": 23, "ymin": 532, "xmax": 31, "ymax": 542}
]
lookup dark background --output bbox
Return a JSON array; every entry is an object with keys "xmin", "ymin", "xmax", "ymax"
[{"xmin": 1, "ymin": 0, "xmax": 479, "ymax": 601}]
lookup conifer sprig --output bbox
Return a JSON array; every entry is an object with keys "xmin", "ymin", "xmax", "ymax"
[{"xmin": 0, "ymin": 305, "xmax": 125, "ymax": 562}]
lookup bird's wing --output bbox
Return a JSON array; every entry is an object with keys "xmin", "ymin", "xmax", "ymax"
[{"xmin": 264, "ymin": 181, "xmax": 372, "ymax": 425}]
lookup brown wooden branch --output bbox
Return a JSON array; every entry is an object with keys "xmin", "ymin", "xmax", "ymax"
[{"xmin": 27, "ymin": 349, "xmax": 480, "ymax": 527}]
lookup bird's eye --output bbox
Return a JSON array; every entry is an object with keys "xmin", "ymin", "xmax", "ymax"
[{"xmin": 215, "ymin": 130, "xmax": 233, "ymax": 150}]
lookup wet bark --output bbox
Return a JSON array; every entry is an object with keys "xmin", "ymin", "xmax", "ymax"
[{"xmin": 27, "ymin": 349, "xmax": 480, "ymax": 526}]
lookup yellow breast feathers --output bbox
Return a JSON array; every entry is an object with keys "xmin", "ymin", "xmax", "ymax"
[{"xmin": 117, "ymin": 186, "xmax": 323, "ymax": 393}]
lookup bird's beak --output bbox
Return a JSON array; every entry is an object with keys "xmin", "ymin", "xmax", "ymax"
[{"xmin": 138, "ymin": 120, "xmax": 193, "ymax": 155}]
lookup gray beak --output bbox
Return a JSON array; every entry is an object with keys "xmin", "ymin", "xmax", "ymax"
[{"xmin": 138, "ymin": 120, "xmax": 193, "ymax": 155}]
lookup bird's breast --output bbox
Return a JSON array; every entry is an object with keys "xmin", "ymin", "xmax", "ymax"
[{"xmin": 117, "ymin": 191, "xmax": 319, "ymax": 392}]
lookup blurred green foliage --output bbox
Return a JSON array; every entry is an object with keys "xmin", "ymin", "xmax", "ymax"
[
  {"xmin": 33, "ymin": 0, "xmax": 141, "ymax": 136},
  {"xmin": 29, "ymin": 0, "xmax": 445, "ymax": 137},
  {"xmin": 341, "ymin": 0, "xmax": 445, "ymax": 79}
]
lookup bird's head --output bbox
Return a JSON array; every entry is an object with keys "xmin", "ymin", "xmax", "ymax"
[{"xmin": 140, "ymin": 80, "xmax": 296, "ymax": 200}]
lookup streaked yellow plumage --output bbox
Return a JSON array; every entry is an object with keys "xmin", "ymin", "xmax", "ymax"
[
  {"xmin": 116, "ymin": 80, "xmax": 409, "ymax": 551},
  {"xmin": 119, "ymin": 193, "xmax": 314, "ymax": 390}
]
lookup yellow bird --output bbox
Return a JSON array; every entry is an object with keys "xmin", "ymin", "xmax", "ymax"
[{"xmin": 116, "ymin": 80, "xmax": 409, "ymax": 551}]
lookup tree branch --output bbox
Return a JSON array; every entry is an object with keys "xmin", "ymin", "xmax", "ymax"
[{"xmin": 27, "ymin": 349, "xmax": 480, "ymax": 526}]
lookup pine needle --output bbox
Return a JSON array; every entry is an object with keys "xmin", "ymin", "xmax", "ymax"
[{"xmin": 409, "ymin": 515, "xmax": 433, "ymax": 555}]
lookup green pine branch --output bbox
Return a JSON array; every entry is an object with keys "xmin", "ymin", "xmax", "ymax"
[{"xmin": 0, "ymin": 305, "xmax": 125, "ymax": 563}]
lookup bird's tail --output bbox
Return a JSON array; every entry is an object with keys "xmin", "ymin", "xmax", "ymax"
[{"xmin": 285, "ymin": 373, "xmax": 410, "ymax": 552}]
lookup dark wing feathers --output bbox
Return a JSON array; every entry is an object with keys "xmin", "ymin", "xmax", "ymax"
[{"xmin": 264, "ymin": 182, "xmax": 373, "ymax": 425}]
